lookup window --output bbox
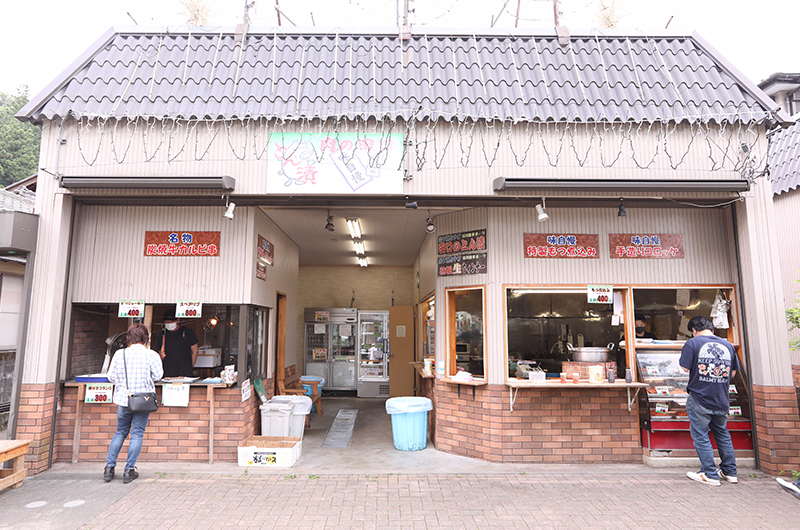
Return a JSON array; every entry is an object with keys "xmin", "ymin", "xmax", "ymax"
[
  {"xmin": 246, "ymin": 306, "xmax": 269, "ymax": 379},
  {"xmin": 421, "ymin": 296, "xmax": 435, "ymax": 361},
  {"xmin": 447, "ymin": 287, "xmax": 485, "ymax": 377}
]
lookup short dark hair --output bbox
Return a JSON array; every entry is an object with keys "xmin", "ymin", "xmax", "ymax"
[
  {"xmin": 163, "ymin": 308, "xmax": 177, "ymax": 321},
  {"xmin": 687, "ymin": 315, "xmax": 714, "ymax": 333},
  {"xmin": 634, "ymin": 313, "xmax": 646, "ymax": 322},
  {"xmin": 127, "ymin": 323, "xmax": 150, "ymax": 345}
]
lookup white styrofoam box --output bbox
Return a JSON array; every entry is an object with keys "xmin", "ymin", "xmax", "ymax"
[
  {"xmin": 260, "ymin": 402, "xmax": 295, "ymax": 437},
  {"xmin": 269, "ymin": 396, "xmax": 312, "ymax": 438},
  {"xmin": 194, "ymin": 347, "xmax": 222, "ymax": 368},
  {"xmin": 238, "ymin": 436, "xmax": 302, "ymax": 467}
]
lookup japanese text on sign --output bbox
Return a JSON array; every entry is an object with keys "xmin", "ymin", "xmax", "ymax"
[
  {"xmin": 85, "ymin": 383, "xmax": 114, "ymax": 403},
  {"xmin": 118, "ymin": 300, "xmax": 145, "ymax": 318},
  {"xmin": 266, "ymin": 133, "xmax": 404, "ymax": 194},
  {"xmin": 257, "ymin": 235, "xmax": 274, "ymax": 266},
  {"xmin": 176, "ymin": 300, "xmax": 202, "ymax": 318},
  {"xmin": 523, "ymin": 233, "xmax": 600, "ymax": 259},
  {"xmin": 437, "ymin": 253, "xmax": 488, "ymax": 277},
  {"xmin": 438, "ymin": 230, "xmax": 487, "ymax": 255},
  {"xmin": 609, "ymin": 234, "xmax": 684, "ymax": 259},
  {"xmin": 144, "ymin": 231, "xmax": 220, "ymax": 257},
  {"xmin": 587, "ymin": 285, "xmax": 613, "ymax": 304}
]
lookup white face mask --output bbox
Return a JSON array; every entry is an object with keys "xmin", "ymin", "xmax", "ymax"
[{"xmin": 165, "ymin": 322, "xmax": 178, "ymax": 331}]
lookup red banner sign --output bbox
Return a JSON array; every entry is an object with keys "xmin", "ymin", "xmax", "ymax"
[
  {"xmin": 523, "ymin": 233, "xmax": 599, "ymax": 259},
  {"xmin": 609, "ymin": 234, "xmax": 684, "ymax": 259},
  {"xmin": 144, "ymin": 231, "xmax": 220, "ymax": 256}
]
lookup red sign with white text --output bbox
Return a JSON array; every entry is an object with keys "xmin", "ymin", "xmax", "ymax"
[
  {"xmin": 523, "ymin": 234, "xmax": 600, "ymax": 259},
  {"xmin": 609, "ymin": 234, "xmax": 684, "ymax": 259}
]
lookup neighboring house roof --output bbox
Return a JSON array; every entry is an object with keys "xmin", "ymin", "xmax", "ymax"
[
  {"xmin": 4, "ymin": 174, "xmax": 37, "ymax": 193},
  {"xmin": 767, "ymin": 119, "xmax": 800, "ymax": 195},
  {"xmin": 0, "ymin": 188, "xmax": 35, "ymax": 213},
  {"xmin": 17, "ymin": 26, "xmax": 787, "ymax": 126}
]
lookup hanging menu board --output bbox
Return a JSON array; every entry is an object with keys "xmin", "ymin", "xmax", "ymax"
[
  {"xmin": 610, "ymin": 234, "xmax": 684, "ymax": 259},
  {"xmin": 523, "ymin": 234, "xmax": 599, "ymax": 259},
  {"xmin": 437, "ymin": 229, "xmax": 488, "ymax": 276}
]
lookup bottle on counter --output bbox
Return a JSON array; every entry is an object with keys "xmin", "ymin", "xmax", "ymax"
[
  {"xmin": 625, "ymin": 368, "xmax": 632, "ymax": 383},
  {"xmin": 607, "ymin": 369, "xmax": 615, "ymax": 383}
]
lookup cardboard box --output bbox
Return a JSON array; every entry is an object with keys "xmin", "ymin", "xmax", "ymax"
[
  {"xmin": 238, "ymin": 436, "xmax": 302, "ymax": 467},
  {"xmin": 194, "ymin": 347, "xmax": 222, "ymax": 368}
]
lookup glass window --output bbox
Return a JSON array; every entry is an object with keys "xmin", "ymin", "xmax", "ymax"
[
  {"xmin": 631, "ymin": 288, "xmax": 736, "ymax": 343},
  {"xmin": 247, "ymin": 306, "xmax": 269, "ymax": 379},
  {"xmin": 448, "ymin": 288, "xmax": 484, "ymax": 377},
  {"xmin": 421, "ymin": 296, "xmax": 435, "ymax": 361}
]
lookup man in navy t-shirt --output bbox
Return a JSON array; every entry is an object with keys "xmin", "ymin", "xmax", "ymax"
[{"xmin": 679, "ymin": 315, "xmax": 740, "ymax": 487}]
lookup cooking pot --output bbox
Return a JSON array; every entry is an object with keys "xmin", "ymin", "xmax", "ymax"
[{"xmin": 567, "ymin": 342, "xmax": 615, "ymax": 363}]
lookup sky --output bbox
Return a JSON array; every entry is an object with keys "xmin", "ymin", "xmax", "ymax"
[{"xmin": 2, "ymin": 0, "xmax": 799, "ymax": 97}]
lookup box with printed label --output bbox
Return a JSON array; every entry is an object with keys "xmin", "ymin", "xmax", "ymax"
[{"xmin": 237, "ymin": 436, "xmax": 302, "ymax": 467}]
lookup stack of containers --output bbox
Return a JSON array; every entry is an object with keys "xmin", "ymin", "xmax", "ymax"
[
  {"xmin": 260, "ymin": 401, "xmax": 295, "ymax": 436},
  {"xmin": 269, "ymin": 395, "xmax": 313, "ymax": 438}
]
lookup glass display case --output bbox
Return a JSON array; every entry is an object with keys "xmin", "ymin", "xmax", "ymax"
[
  {"xmin": 636, "ymin": 348, "xmax": 752, "ymax": 453},
  {"xmin": 357, "ymin": 311, "xmax": 390, "ymax": 397},
  {"xmin": 303, "ymin": 308, "xmax": 358, "ymax": 391}
]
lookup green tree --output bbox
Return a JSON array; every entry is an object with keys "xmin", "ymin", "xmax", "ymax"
[
  {"xmin": 787, "ymin": 280, "xmax": 800, "ymax": 350},
  {"xmin": 0, "ymin": 86, "xmax": 41, "ymax": 187}
]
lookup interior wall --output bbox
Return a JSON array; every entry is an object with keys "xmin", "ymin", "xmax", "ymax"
[{"xmin": 296, "ymin": 266, "xmax": 415, "ymax": 371}]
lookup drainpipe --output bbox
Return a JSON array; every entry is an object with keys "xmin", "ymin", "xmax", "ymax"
[
  {"xmin": 47, "ymin": 199, "xmax": 77, "ymax": 468},
  {"xmin": 8, "ymin": 250, "xmax": 36, "ymax": 439},
  {"xmin": 730, "ymin": 200, "xmax": 759, "ymax": 470}
]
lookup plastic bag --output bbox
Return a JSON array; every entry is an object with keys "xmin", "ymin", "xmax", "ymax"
[
  {"xmin": 385, "ymin": 396, "xmax": 433, "ymax": 414},
  {"xmin": 710, "ymin": 293, "xmax": 731, "ymax": 329}
]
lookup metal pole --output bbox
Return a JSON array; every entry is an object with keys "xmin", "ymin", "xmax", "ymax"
[
  {"xmin": 275, "ymin": 0, "xmax": 282, "ymax": 26},
  {"xmin": 553, "ymin": 0, "xmax": 561, "ymax": 27},
  {"xmin": 515, "ymin": 0, "xmax": 521, "ymax": 28}
]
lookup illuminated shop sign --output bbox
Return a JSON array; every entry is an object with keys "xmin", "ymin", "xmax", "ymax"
[
  {"xmin": 144, "ymin": 231, "xmax": 220, "ymax": 256},
  {"xmin": 523, "ymin": 233, "xmax": 599, "ymax": 259},
  {"xmin": 609, "ymin": 234, "xmax": 684, "ymax": 259}
]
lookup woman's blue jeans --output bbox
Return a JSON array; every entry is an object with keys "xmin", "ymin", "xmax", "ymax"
[
  {"xmin": 106, "ymin": 405, "xmax": 151, "ymax": 470},
  {"xmin": 686, "ymin": 394, "xmax": 737, "ymax": 479}
]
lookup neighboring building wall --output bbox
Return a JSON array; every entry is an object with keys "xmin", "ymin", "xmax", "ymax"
[
  {"xmin": 66, "ymin": 306, "xmax": 109, "ymax": 377},
  {"xmin": 773, "ymin": 191, "xmax": 800, "ymax": 366},
  {"xmin": 296, "ymin": 266, "xmax": 415, "ymax": 368}
]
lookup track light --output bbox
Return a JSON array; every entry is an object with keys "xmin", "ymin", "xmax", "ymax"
[
  {"xmin": 223, "ymin": 200, "xmax": 235, "ymax": 220},
  {"xmin": 535, "ymin": 197, "xmax": 549, "ymax": 222},
  {"xmin": 618, "ymin": 198, "xmax": 626, "ymax": 217},
  {"xmin": 325, "ymin": 210, "xmax": 335, "ymax": 231},
  {"xmin": 425, "ymin": 210, "xmax": 436, "ymax": 234}
]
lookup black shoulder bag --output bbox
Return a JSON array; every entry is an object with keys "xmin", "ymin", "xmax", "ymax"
[{"xmin": 124, "ymin": 348, "xmax": 159, "ymax": 413}]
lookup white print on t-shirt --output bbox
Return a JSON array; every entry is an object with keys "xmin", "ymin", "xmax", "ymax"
[{"xmin": 697, "ymin": 342, "xmax": 731, "ymax": 383}]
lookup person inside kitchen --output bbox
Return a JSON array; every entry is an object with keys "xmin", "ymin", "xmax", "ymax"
[
  {"xmin": 634, "ymin": 313, "xmax": 658, "ymax": 340},
  {"xmin": 153, "ymin": 309, "xmax": 199, "ymax": 377}
]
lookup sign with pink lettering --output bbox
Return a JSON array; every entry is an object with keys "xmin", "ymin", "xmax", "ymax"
[
  {"xmin": 609, "ymin": 234, "xmax": 684, "ymax": 259},
  {"xmin": 144, "ymin": 232, "xmax": 220, "ymax": 257},
  {"xmin": 266, "ymin": 133, "xmax": 404, "ymax": 194}
]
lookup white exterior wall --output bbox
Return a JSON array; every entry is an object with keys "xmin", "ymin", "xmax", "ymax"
[{"xmin": 773, "ymin": 191, "xmax": 800, "ymax": 366}]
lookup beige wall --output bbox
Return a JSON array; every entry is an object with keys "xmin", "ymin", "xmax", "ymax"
[
  {"xmin": 295, "ymin": 266, "xmax": 415, "ymax": 369},
  {"xmin": 772, "ymin": 191, "xmax": 800, "ymax": 366}
]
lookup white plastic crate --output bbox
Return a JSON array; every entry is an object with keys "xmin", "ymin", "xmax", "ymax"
[{"xmin": 237, "ymin": 436, "xmax": 302, "ymax": 467}]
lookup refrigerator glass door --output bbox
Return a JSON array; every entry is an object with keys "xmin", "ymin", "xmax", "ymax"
[
  {"xmin": 330, "ymin": 323, "xmax": 356, "ymax": 388},
  {"xmin": 359, "ymin": 313, "xmax": 389, "ymax": 380},
  {"xmin": 305, "ymin": 323, "xmax": 329, "ymax": 383}
]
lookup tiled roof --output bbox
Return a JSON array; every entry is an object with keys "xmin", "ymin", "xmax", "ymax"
[
  {"xmin": 769, "ymin": 119, "xmax": 800, "ymax": 195},
  {"xmin": 18, "ymin": 26, "xmax": 786, "ymax": 125}
]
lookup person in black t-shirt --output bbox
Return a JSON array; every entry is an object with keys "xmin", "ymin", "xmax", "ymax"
[
  {"xmin": 634, "ymin": 313, "xmax": 658, "ymax": 340},
  {"xmin": 679, "ymin": 315, "xmax": 739, "ymax": 486},
  {"xmin": 153, "ymin": 309, "xmax": 199, "ymax": 377}
]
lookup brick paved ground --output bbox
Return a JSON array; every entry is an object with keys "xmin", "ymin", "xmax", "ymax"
[{"xmin": 78, "ymin": 471, "xmax": 799, "ymax": 530}]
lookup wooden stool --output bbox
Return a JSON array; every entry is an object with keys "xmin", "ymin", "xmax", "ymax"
[{"xmin": 0, "ymin": 440, "xmax": 31, "ymax": 491}]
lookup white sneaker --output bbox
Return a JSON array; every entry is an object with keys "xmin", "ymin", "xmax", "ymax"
[
  {"xmin": 718, "ymin": 469, "xmax": 738, "ymax": 483},
  {"xmin": 777, "ymin": 477, "xmax": 800, "ymax": 498},
  {"xmin": 687, "ymin": 471, "xmax": 720, "ymax": 486}
]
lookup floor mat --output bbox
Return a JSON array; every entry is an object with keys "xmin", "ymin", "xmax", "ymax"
[{"xmin": 321, "ymin": 409, "xmax": 358, "ymax": 448}]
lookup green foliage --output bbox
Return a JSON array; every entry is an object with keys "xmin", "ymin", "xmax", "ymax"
[
  {"xmin": 0, "ymin": 86, "xmax": 41, "ymax": 187},
  {"xmin": 787, "ymin": 281, "xmax": 800, "ymax": 351}
]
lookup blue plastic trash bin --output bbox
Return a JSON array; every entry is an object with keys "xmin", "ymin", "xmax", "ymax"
[
  {"xmin": 385, "ymin": 397, "xmax": 433, "ymax": 451},
  {"xmin": 299, "ymin": 376, "xmax": 324, "ymax": 412}
]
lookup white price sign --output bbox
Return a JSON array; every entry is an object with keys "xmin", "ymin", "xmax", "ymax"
[
  {"xmin": 587, "ymin": 285, "xmax": 613, "ymax": 304},
  {"xmin": 176, "ymin": 300, "xmax": 202, "ymax": 318},
  {"xmin": 118, "ymin": 300, "xmax": 145, "ymax": 318},
  {"xmin": 162, "ymin": 383, "xmax": 190, "ymax": 407}
]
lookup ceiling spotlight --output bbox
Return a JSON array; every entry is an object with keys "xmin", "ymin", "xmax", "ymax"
[
  {"xmin": 325, "ymin": 210, "xmax": 335, "ymax": 231},
  {"xmin": 358, "ymin": 257, "xmax": 368, "ymax": 267},
  {"xmin": 223, "ymin": 201, "xmax": 235, "ymax": 220},
  {"xmin": 618, "ymin": 198, "xmax": 627, "ymax": 217},
  {"xmin": 425, "ymin": 210, "xmax": 436, "ymax": 234},
  {"xmin": 346, "ymin": 218, "xmax": 362, "ymax": 239},
  {"xmin": 535, "ymin": 197, "xmax": 549, "ymax": 222}
]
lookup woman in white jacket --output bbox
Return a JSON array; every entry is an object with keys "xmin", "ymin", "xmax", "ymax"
[{"xmin": 104, "ymin": 323, "xmax": 164, "ymax": 484}]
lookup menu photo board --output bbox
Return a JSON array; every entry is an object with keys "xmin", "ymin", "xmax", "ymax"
[
  {"xmin": 144, "ymin": 231, "xmax": 220, "ymax": 256},
  {"xmin": 523, "ymin": 233, "xmax": 599, "ymax": 259},
  {"xmin": 610, "ymin": 234, "xmax": 684, "ymax": 259}
]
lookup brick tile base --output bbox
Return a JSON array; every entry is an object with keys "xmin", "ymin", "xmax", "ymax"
[
  {"xmin": 752, "ymin": 384, "xmax": 800, "ymax": 475},
  {"xmin": 792, "ymin": 365, "xmax": 800, "ymax": 387},
  {"xmin": 431, "ymin": 381, "xmax": 641, "ymax": 463},
  {"xmin": 15, "ymin": 383, "xmax": 57, "ymax": 475}
]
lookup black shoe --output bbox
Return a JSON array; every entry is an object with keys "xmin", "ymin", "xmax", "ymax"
[
  {"xmin": 103, "ymin": 466, "xmax": 115, "ymax": 482},
  {"xmin": 122, "ymin": 468, "xmax": 139, "ymax": 484}
]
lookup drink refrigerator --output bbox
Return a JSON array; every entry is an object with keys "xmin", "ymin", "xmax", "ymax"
[
  {"xmin": 303, "ymin": 308, "xmax": 357, "ymax": 391},
  {"xmin": 357, "ymin": 311, "xmax": 390, "ymax": 397}
]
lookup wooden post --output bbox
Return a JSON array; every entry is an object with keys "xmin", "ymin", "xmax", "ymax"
[
  {"xmin": 71, "ymin": 384, "xmax": 86, "ymax": 464},
  {"xmin": 207, "ymin": 385, "xmax": 215, "ymax": 464}
]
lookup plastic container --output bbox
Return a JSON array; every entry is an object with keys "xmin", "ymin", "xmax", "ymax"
[
  {"xmin": 269, "ymin": 395, "xmax": 312, "ymax": 438},
  {"xmin": 299, "ymin": 376, "xmax": 325, "ymax": 412},
  {"xmin": 385, "ymin": 397, "xmax": 433, "ymax": 451},
  {"xmin": 260, "ymin": 401, "xmax": 295, "ymax": 437}
]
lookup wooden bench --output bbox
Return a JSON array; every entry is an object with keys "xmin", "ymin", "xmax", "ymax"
[
  {"xmin": 277, "ymin": 374, "xmax": 323, "ymax": 417},
  {"xmin": 0, "ymin": 440, "xmax": 31, "ymax": 491}
]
